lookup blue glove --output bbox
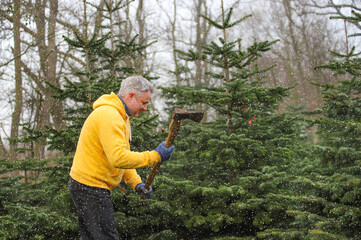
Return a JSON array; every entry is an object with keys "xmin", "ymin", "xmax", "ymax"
[
  {"xmin": 154, "ymin": 141, "xmax": 175, "ymax": 162},
  {"xmin": 135, "ymin": 183, "xmax": 153, "ymax": 199}
]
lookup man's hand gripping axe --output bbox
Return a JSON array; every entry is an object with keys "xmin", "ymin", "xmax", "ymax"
[{"xmin": 144, "ymin": 109, "xmax": 204, "ymax": 190}]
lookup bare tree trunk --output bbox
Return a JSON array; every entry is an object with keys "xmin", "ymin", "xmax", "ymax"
[
  {"xmin": 201, "ymin": 2, "xmax": 210, "ymax": 87},
  {"xmin": 122, "ymin": 0, "xmax": 133, "ymax": 67},
  {"xmin": 170, "ymin": 0, "xmax": 181, "ymax": 85},
  {"xmin": 194, "ymin": 0, "xmax": 211, "ymax": 118},
  {"xmin": 108, "ymin": 0, "xmax": 117, "ymax": 75},
  {"xmin": 0, "ymin": 131, "xmax": 9, "ymax": 160},
  {"xmin": 195, "ymin": 0, "xmax": 203, "ymax": 86},
  {"xmin": 34, "ymin": 0, "xmax": 47, "ymax": 160},
  {"xmin": 10, "ymin": 0, "xmax": 23, "ymax": 162},
  {"xmin": 33, "ymin": 0, "xmax": 61, "ymax": 159},
  {"xmin": 282, "ymin": 0, "xmax": 307, "ymax": 102},
  {"xmin": 48, "ymin": 0, "xmax": 63, "ymax": 130},
  {"xmin": 135, "ymin": 0, "xmax": 145, "ymax": 73},
  {"xmin": 93, "ymin": 1, "xmax": 105, "ymax": 38},
  {"xmin": 82, "ymin": 0, "xmax": 92, "ymax": 105}
]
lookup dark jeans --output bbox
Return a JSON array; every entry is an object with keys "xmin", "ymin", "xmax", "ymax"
[{"xmin": 69, "ymin": 178, "xmax": 119, "ymax": 240}]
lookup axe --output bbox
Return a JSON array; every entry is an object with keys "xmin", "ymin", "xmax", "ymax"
[{"xmin": 144, "ymin": 109, "xmax": 204, "ymax": 191}]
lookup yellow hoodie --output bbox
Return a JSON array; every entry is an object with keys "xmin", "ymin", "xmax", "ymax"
[{"xmin": 70, "ymin": 92, "xmax": 161, "ymax": 191}]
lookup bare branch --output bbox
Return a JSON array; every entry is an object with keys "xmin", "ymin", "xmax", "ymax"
[
  {"xmin": 20, "ymin": 59, "xmax": 46, "ymax": 93},
  {"xmin": 57, "ymin": 50, "xmax": 86, "ymax": 67},
  {"xmin": 0, "ymin": 9, "xmax": 37, "ymax": 37},
  {"xmin": 0, "ymin": 40, "xmax": 36, "ymax": 68}
]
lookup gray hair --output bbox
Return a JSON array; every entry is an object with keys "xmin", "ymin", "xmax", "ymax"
[{"xmin": 118, "ymin": 75, "xmax": 154, "ymax": 97}]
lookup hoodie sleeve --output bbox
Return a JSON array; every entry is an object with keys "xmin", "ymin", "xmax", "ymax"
[
  {"xmin": 122, "ymin": 169, "xmax": 142, "ymax": 190},
  {"xmin": 95, "ymin": 106, "xmax": 161, "ymax": 169}
]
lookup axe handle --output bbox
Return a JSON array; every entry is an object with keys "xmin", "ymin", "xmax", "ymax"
[{"xmin": 144, "ymin": 119, "xmax": 183, "ymax": 191}]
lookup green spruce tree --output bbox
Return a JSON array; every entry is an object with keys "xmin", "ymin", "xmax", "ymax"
[
  {"xmin": 0, "ymin": 1, "xmax": 162, "ymax": 238},
  {"xmin": 121, "ymin": 3, "xmax": 307, "ymax": 239},
  {"xmin": 257, "ymin": 9, "xmax": 361, "ymax": 240}
]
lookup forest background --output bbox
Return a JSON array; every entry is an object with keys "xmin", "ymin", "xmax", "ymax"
[{"xmin": 0, "ymin": 0, "xmax": 360, "ymax": 239}]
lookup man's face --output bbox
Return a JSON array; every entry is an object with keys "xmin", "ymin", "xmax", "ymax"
[{"xmin": 126, "ymin": 91, "xmax": 152, "ymax": 117}]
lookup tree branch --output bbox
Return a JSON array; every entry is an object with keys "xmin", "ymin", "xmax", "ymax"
[
  {"xmin": 0, "ymin": 9, "xmax": 37, "ymax": 38},
  {"xmin": 20, "ymin": 59, "xmax": 46, "ymax": 92}
]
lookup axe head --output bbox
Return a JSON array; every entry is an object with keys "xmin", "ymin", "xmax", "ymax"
[{"xmin": 172, "ymin": 108, "xmax": 204, "ymax": 123}]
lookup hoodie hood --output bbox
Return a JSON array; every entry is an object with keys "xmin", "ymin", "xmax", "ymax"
[{"xmin": 93, "ymin": 92, "xmax": 127, "ymax": 119}]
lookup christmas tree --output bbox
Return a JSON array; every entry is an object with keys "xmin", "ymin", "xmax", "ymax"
[
  {"xmin": 0, "ymin": 1, "xmax": 162, "ymax": 238},
  {"xmin": 115, "ymin": 3, "xmax": 308, "ymax": 239},
  {"xmin": 257, "ymin": 9, "xmax": 361, "ymax": 240}
]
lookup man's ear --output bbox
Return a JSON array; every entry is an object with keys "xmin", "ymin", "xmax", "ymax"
[{"xmin": 125, "ymin": 92, "xmax": 135, "ymax": 100}]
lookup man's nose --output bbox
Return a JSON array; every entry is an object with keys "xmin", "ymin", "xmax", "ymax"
[{"xmin": 142, "ymin": 105, "xmax": 147, "ymax": 111}]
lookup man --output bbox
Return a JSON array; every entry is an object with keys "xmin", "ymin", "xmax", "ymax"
[{"xmin": 69, "ymin": 75, "xmax": 174, "ymax": 239}]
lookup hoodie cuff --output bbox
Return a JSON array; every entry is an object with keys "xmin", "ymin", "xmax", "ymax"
[{"xmin": 151, "ymin": 150, "xmax": 162, "ymax": 164}]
